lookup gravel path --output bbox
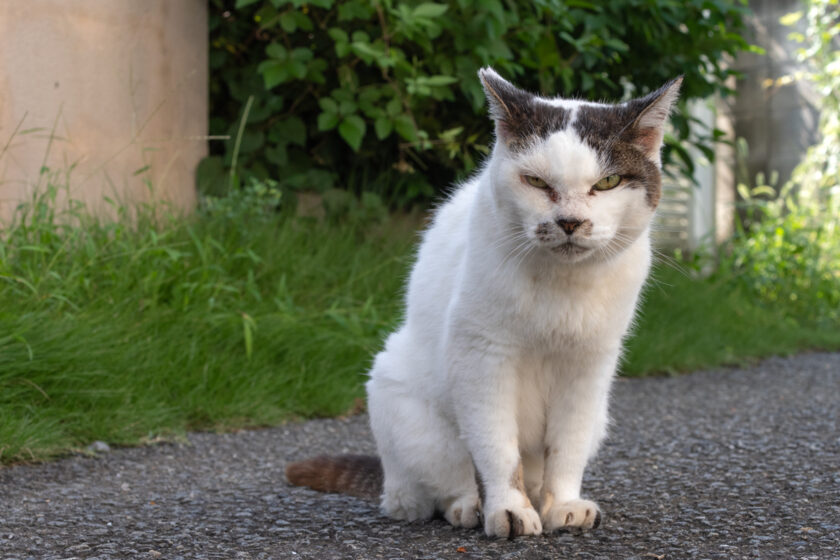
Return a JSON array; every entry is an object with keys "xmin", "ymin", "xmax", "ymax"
[{"xmin": 2, "ymin": 353, "xmax": 839, "ymax": 559}]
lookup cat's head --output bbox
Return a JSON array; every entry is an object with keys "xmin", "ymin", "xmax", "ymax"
[{"xmin": 479, "ymin": 67, "xmax": 681, "ymax": 264}]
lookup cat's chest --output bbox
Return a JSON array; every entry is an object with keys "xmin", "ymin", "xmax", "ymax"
[
  {"xmin": 519, "ymin": 271, "xmax": 633, "ymax": 344},
  {"xmin": 458, "ymin": 254, "xmax": 646, "ymax": 349}
]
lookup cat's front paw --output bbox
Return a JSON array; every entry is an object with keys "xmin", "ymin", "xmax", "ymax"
[
  {"xmin": 540, "ymin": 498, "xmax": 601, "ymax": 531},
  {"xmin": 484, "ymin": 504, "xmax": 542, "ymax": 538}
]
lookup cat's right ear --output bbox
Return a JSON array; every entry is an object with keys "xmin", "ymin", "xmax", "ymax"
[{"xmin": 478, "ymin": 67, "xmax": 534, "ymax": 142}]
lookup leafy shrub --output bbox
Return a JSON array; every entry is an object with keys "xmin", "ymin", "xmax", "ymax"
[
  {"xmin": 727, "ymin": 0, "xmax": 839, "ymax": 326},
  {"xmin": 206, "ymin": 0, "xmax": 755, "ymax": 207},
  {"xmin": 731, "ymin": 175, "xmax": 839, "ymax": 326}
]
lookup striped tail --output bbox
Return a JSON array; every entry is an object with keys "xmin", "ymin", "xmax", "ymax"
[{"xmin": 285, "ymin": 454, "xmax": 383, "ymax": 499}]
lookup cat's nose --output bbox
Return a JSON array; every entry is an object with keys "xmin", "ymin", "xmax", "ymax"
[{"xmin": 555, "ymin": 218, "xmax": 583, "ymax": 235}]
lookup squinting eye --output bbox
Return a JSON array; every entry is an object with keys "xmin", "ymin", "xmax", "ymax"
[
  {"xmin": 523, "ymin": 175, "xmax": 549, "ymax": 189},
  {"xmin": 593, "ymin": 174, "xmax": 622, "ymax": 191}
]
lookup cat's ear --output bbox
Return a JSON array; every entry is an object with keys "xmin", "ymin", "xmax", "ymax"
[
  {"xmin": 478, "ymin": 67, "xmax": 535, "ymax": 143},
  {"xmin": 628, "ymin": 76, "xmax": 683, "ymax": 161}
]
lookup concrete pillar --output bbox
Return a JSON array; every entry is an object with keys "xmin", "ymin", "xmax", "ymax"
[{"xmin": 0, "ymin": 0, "xmax": 207, "ymax": 223}]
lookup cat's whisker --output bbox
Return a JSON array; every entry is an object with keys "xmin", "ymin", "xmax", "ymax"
[
  {"xmin": 497, "ymin": 236, "xmax": 538, "ymax": 275},
  {"xmin": 485, "ymin": 231, "xmax": 530, "ymax": 254}
]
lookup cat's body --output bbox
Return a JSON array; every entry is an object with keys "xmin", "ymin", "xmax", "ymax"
[{"xmin": 287, "ymin": 68, "xmax": 681, "ymax": 538}]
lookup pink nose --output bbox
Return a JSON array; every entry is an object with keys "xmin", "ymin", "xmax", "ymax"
[{"xmin": 556, "ymin": 218, "xmax": 583, "ymax": 235}]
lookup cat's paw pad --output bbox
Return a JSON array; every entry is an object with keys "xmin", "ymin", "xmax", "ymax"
[
  {"xmin": 484, "ymin": 505, "xmax": 542, "ymax": 538},
  {"xmin": 443, "ymin": 495, "xmax": 480, "ymax": 529},
  {"xmin": 541, "ymin": 498, "xmax": 601, "ymax": 531}
]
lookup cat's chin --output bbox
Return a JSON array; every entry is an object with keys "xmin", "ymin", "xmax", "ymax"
[{"xmin": 549, "ymin": 242, "xmax": 590, "ymax": 257}]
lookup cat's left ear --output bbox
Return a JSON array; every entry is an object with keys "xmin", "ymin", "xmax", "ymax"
[
  {"xmin": 627, "ymin": 77, "xmax": 683, "ymax": 162},
  {"xmin": 478, "ymin": 67, "xmax": 536, "ymax": 144}
]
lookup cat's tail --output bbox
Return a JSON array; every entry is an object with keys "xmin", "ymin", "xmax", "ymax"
[{"xmin": 285, "ymin": 454, "xmax": 383, "ymax": 499}]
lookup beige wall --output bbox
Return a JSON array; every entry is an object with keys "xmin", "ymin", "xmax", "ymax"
[{"xmin": 0, "ymin": 0, "xmax": 207, "ymax": 223}]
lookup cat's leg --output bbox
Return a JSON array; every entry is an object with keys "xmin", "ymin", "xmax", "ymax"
[
  {"xmin": 367, "ymin": 336, "xmax": 435, "ymax": 522},
  {"xmin": 368, "ymin": 378, "xmax": 435, "ymax": 521},
  {"xmin": 449, "ymin": 344, "xmax": 542, "ymax": 538},
  {"xmin": 521, "ymin": 449, "xmax": 544, "ymax": 508},
  {"xmin": 367, "ymin": 338, "xmax": 479, "ymax": 527},
  {"xmin": 369, "ymin": 380, "xmax": 480, "ymax": 526},
  {"xmin": 434, "ymin": 446, "xmax": 481, "ymax": 529},
  {"xmin": 539, "ymin": 352, "xmax": 616, "ymax": 532}
]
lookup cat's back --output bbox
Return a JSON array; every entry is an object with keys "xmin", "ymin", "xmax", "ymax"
[
  {"xmin": 367, "ymin": 177, "xmax": 478, "ymax": 388},
  {"xmin": 403, "ymin": 175, "xmax": 480, "ymax": 332}
]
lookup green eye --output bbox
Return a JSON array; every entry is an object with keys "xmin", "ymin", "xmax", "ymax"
[
  {"xmin": 523, "ymin": 175, "xmax": 549, "ymax": 189},
  {"xmin": 593, "ymin": 174, "xmax": 622, "ymax": 191}
]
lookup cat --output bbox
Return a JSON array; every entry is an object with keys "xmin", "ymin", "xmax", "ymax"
[{"xmin": 287, "ymin": 67, "xmax": 681, "ymax": 538}]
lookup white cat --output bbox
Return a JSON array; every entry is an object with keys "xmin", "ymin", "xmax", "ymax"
[{"xmin": 287, "ymin": 67, "xmax": 681, "ymax": 538}]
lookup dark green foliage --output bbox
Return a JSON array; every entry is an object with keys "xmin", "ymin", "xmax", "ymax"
[{"xmin": 207, "ymin": 0, "xmax": 755, "ymax": 206}]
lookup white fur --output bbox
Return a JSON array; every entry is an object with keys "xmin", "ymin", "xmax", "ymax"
[{"xmin": 366, "ymin": 81, "xmax": 668, "ymax": 537}]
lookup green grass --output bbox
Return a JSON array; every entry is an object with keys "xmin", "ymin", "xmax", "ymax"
[
  {"xmin": 624, "ymin": 265, "xmax": 840, "ymax": 375},
  {"xmin": 0, "ymin": 186, "xmax": 415, "ymax": 462},
  {"xmin": 1, "ymin": 187, "xmax": 838, "ymax": 463}
]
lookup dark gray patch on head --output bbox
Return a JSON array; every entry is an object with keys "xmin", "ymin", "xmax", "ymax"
[
  {"xmin": 574, "ymin": 103, "xmax": 663, "ymax": 208},
  {"xmin": 573, "ymin": 79, "xmax": 681, "ymax": 208},
  {"xmin": 480, "ymin": 69, "xmax": 570, "ymax": 151}
]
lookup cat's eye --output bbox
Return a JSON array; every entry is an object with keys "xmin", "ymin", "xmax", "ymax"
[
  {"xmin": 592, "ymin": 174, "xmax": 622, "ymax": 191},
  {"xmin": 523, "ymin": 175, "xmax": 549, "ymax": 189}
]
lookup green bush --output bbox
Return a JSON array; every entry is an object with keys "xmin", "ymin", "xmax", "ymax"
[
  {"xmin": 727, "ymin": 0, "xmax": 839, "ymax": 326},
  {"xmin": 206, "ymin": 0, "xmax": 755, "ymax": 207}
]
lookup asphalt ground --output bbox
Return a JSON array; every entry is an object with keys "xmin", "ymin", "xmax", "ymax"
[{"xmin": 1, "ymin": 353, "xmax": 839, "ymax": 559}]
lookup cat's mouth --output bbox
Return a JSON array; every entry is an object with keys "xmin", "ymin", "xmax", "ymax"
[{"xmin": 549, "ymin": 241, "xmax": 590, "ymax": 256}]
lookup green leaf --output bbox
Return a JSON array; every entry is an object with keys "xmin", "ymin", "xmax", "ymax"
[
  {"xmin": 318, "ymin": 98, "xmax": 338, "ymax": 114},
  {"xmin": 291, "ymin": 48, "xmax": 313, "ymax": 62},
  {"xmin": 439, "ymin": 127, "xmax": 463, "ymax": 141},
  {"xmin": 289, "ymin": 60, "xmax": 308, "ymax": 79},
  {"xmin": 338, "ymin": 100, "xmax": 357, "ymax": 115},
  {"xmin": 338, "ymin": 115, "xmax": 366, "ymax": 151},
  {"xmin": 351, "ymin": 41, "xmax": 388, "ymax": 65},
  {"xmin": 317, "ymin": 111, "xmax": 340, "ymax": 131},
  {"xmin": 374, "ymin": 117, "xmax": 393, "ymax": 140},
  {"xmin": 257, "ymin": 60, "xmax": 287, "ymax": 89},
  {"xmin": 424, "ymin": 75, "xmax": 458, "ymax": 87},
  {"xmin": 293, "ymin": 11, "xmax": 313, "ymax": 31},
  {"xmin": 327, "ymin": 28, "xmax": 348, "ymax": 43},
  {"xmin": 338, "ymin": 0, "xmax": 374, "ymax": 21},
  {"xmin": 235, "ymin": 0, "xmax": 262, "ymax": 7},
  {"xmin": 280, "ymin": 11, "xmax": 297, "ymax": 32},
  {"xmin": 412, "ymin": 3, "xmax": 449, "ymax": 18},
  {"xmin": 393, "ymin": 115, "xmax": 416, "ymax": 141},
  {"xmin": 335, "ymin": 41, "xmax": 351, "ymax": 58},
  {"xmin": 386, "ymin": 97, "xmax": 402, "ymax": 116},
  {"xmin": 266, "ymin": 43, "xmax": 287, "ymax": 60}
]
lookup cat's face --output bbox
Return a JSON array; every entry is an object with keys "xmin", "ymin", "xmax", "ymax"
[{"xmin": 480, "ymin": 68, "xmax": 681, "ymax": 264}]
